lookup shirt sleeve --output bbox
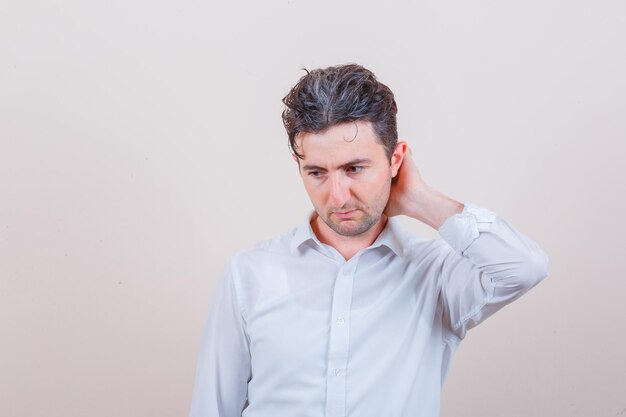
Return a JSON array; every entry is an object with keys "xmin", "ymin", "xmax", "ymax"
[
  {"xmin": 189, "ymin": 258, "xmax": 251, "ymax": 417},
  {"xmin": 437, "ymin": 203, "xmax": 550, "ymax": 341}
]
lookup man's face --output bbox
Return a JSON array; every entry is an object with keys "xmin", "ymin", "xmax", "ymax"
[{"xmin": 295, "ymin": 121, "xmax": 403, "ymax": 238}]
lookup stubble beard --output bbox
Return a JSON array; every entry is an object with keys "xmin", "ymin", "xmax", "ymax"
[{"xmin": 322, "ymin": 208, "xmax": 380, "ymax": 237}]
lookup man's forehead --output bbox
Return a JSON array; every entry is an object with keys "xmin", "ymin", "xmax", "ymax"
[
  {"xmin": 294, "ymin": 121, "xmax": 382, "ymax": 160},
  {"xmin": 295, "ymin": 122, "xmax": 361, "ymax": 145}
]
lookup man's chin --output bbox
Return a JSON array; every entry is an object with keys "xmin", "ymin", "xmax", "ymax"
[
  {"xmin": 327, "ymin": 217, "xmax": 379, "ymax": 237},
  {"xmin": 330, "ymin": 223, "xmax": 362, "ymax": 237}
]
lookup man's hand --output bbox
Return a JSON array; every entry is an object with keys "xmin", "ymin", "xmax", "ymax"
[
  {"xmin": 385, "ymin": 146, "xmax": 464, "ymax": 230},
  {"xmin": 385, "ymin": 147, "xmax": 428, "ymax": 218}
]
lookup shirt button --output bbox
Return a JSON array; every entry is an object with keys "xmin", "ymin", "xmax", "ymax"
[
  {"xmin": 337, "ymin": 317, "xmax": 345, "ymax": 325},
  {"xmin": 342, "ymin": 269, "xmax": 350, "ymax": 275},
  {"xmin": 334, "ymin": 368, "xmax": 342, "ymax": 376}
]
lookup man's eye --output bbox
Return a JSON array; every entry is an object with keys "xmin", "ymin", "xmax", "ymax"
[
  {"xmin": 347, "ymin": 166, "xmax": 363, "ymax": 174},
  {"xmin": 308, "ymin": 171, "xmax": 322, "ymax": 178}
]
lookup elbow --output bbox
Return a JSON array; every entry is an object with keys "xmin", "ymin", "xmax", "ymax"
[
  {"xmin": 495, "ymin": 247, "xmax": 549, "ymax": 295},
  {"xmin": 518, "ymin": 247, "xmax": 550, "ymax": 290}
]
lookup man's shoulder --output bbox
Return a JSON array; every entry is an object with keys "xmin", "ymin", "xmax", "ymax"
[{"xmin": 229, "ymin": 226, "xmax": 300, "ymax": 264}]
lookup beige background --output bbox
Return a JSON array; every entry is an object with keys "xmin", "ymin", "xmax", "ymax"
[{"xmin": 1, "ymin": 0, "xmax": 625, "ymax": 416}]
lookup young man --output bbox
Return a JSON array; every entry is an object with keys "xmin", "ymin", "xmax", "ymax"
[{"xmin": 189, "ymin": 64, "xmax": 549, "ymax": 417}]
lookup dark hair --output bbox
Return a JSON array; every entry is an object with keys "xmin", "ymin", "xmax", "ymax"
[{"xmin": 281, "ymin": 63, "xmax": 398, "ymax": 160}]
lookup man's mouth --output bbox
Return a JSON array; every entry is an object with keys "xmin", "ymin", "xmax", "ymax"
[{"xmin": 333, "ymin": 209, "xmax": 358, "ymax": 219}]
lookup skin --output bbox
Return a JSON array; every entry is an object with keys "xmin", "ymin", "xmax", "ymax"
[{"xmin": 295, "ymin": 120, "xmax": 464, "ymax": 260}]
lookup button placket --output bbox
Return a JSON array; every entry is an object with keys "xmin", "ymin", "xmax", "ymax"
[{"xmin": 324, "ymin": 263, "xmax": 356, "ymax": 417}]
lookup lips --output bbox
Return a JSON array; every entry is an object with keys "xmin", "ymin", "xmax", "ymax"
[{"xmin": 333, "ymin": 209, "xmax": 357, "ymax": 219}]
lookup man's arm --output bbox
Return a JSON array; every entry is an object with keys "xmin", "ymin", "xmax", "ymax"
[
  {"xmin": 386, "ymin": 144, "xmax": 549, "ymax": 340},
  {"xmin": 436, "ymin": 203, "xmax": 549, "ymax": 339},
  {"xmin": 189, "ymin": 259, "xmax": 251, "ymax": 417}
]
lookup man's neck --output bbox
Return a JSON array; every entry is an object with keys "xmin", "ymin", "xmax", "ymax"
[{"xmin": 311, "ymin": 215, "xmax": 388, "ymax": 261}]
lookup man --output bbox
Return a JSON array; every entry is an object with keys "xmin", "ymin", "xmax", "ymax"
[{"xmin": 189, "ymin": 64, "xmax": 549, "ymax": 417}]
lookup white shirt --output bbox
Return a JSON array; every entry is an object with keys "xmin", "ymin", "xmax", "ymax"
[{"xmin": 189, "ymin": 203, "xmax": 549, "ymax": 417}]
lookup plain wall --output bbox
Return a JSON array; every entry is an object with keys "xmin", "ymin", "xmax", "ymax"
[{"xmin": 1, "ymin": 0, "xmax": 625, "ymax": 416}]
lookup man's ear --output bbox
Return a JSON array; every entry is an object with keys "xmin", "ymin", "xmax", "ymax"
[{"xmin": 390, "ymin": 141, "xmax": 408, "ymax": 178}]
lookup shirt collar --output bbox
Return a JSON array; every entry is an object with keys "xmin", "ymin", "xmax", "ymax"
[
  {"xmin": 289, "ymin": 211, "xmax": 405, "ymax": 258},
  {"xmin": 289, "ymin": 211, "xmax": 320, "ymax": 253},
  {"xmin": 371, "ymin": 216, "xmax": 405, "ymax": 257}
]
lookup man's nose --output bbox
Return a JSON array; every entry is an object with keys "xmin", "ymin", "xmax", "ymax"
[{"xmin": 328, "ymin": 174, "xmax": 351, "ymax": 208}]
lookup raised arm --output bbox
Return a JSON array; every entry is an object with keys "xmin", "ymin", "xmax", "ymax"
[{"xmin": 386, "ymin": 143, "xmax": 549, "ymax": 340}]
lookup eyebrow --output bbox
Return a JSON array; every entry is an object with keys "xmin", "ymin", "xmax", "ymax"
[{"xmin": 302, "ymin": 158, "xmax": 372, "ymax": 172}]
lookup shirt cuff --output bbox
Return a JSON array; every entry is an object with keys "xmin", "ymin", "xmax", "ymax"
[{"xmin": 438, "ymin": 203, "xmax": 497, "ymax": 254}]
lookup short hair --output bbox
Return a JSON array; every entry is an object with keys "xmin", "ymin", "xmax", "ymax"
[{"xmin": 281, "ymin": 63, "xmax": 398, "ymax": 161}]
